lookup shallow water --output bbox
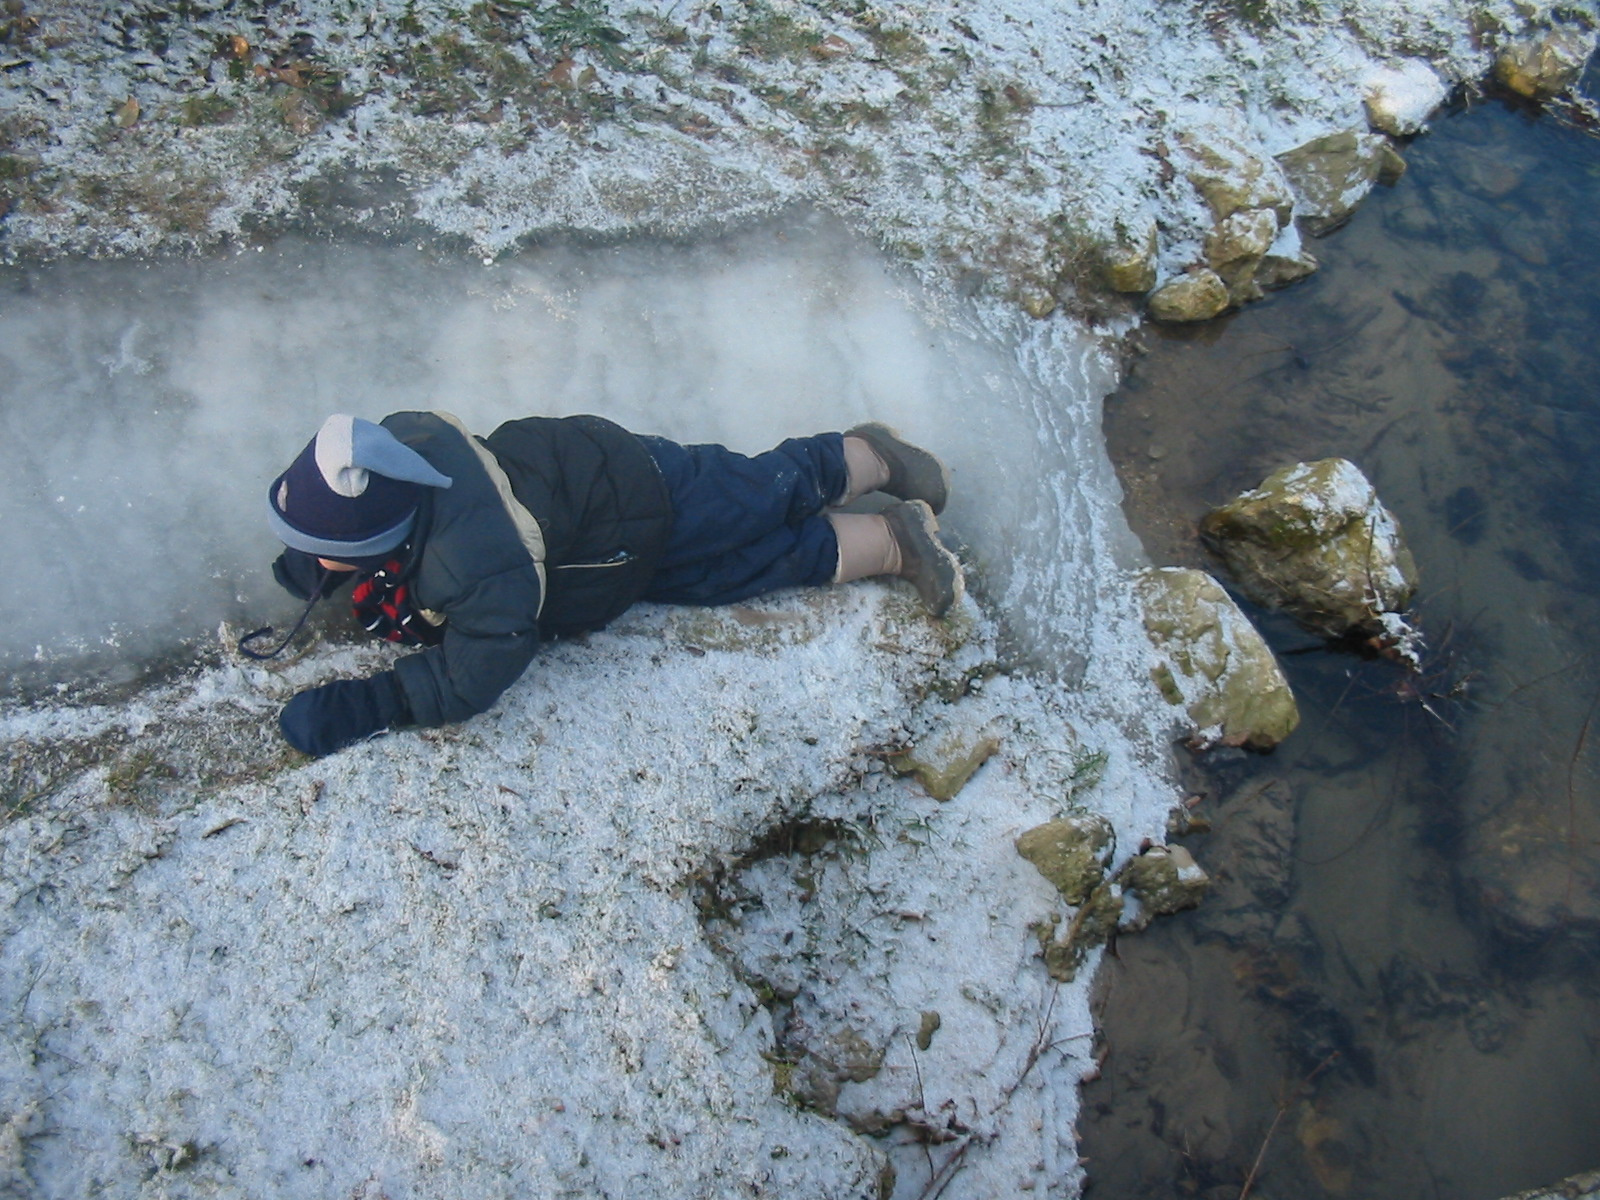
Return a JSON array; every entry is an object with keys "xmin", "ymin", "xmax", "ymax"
[{"xmin": 1085, "ymin": 96, "xmax": 1600, "ymax": 1198}]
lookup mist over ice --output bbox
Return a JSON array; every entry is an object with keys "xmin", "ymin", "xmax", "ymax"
[{"xmin": 0, "ymin": 216, "xmax": 1133, "ymax": 688}]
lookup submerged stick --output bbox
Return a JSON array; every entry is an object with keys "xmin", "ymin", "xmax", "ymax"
[{"xmin": 1238, "ymin": 1051, "xmax": 1340, "ymax": 1200}]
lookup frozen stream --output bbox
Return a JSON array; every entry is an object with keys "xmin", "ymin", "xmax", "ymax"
[{"xmin": 0, "ymin": 215, "xmax": 1137, "ymax": 689}]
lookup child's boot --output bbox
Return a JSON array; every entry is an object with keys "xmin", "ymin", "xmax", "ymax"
[
  {"xmin": 883, "ymin": 500, "xmax": 963, "ymax": 616},
  {"xmin": 841, "ymin": 422, "xmax": 951, "ymax": 514},
  {"xmin": 828, "ymin": 504, "xmax": 963, "ymax": 617}
]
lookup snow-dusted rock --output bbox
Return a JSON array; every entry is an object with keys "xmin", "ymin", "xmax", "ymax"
[
  {"xmin": 1116, "ymin": 845, "xmax": 1210, "ymax": 932},
  {"xmin": 1015, "ymin": 815, "xmax": 1116, "ymax": 906},
  {"xmin": 891, "ymin": 709, "xmax": 1003, "ymax": 802},
  {"xmin": 1363, "ymin": 60, "xmax": 1450, "ymax": 135},
  {"xmin": 1495, "ymin": 23, "xmax": 1597, "ymax": 99},
  {"xmin": 1253, "ymin": 222, "xmax": 1320, "ymax": 292},
  {"xmin": 1256, "ymin": 245, "xmax": 1320, "ymax": 291},
  {"xmin": 1205, "ymin": 209, "xmax": 1281, "ymax": 265},
  {"xmin": 1277, "ymin": 130, "xmax": 1397, "ymax": 235},
  {"xmin": 1180, "ymin": 129, "xmax": 1295, "ymax": 225},
  {"xmin": 1136, "ymin": 567, "xmax": 1300, "ymax": 752},
  {"xmin": 1034, "ymin": 882, "xmax": 1124, "ymax": 984},
  {"xmin": 1200, "ymin": 458, "xmax": 1420, "ymax": 658},
  {"xmin": 1204, "ymin": 207, "xmax": 1283, "ymax": 303},
  {"xmin": 1021, "ymin": 825, "xmax": 1215, "ymax": 983}
]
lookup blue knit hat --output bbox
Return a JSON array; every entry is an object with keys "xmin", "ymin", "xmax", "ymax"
[{"xmin": 267, "ymin": 414, "xmax": 453, "ymax": 560}]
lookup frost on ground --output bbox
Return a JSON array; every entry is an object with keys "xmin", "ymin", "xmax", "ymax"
[
  {"xmin": 0, "ymin": 588, "xmax": 1169, "ymax": 1199},
  {"xmin": 0, "ymin": 0, "xmax": 1584, "ymax": 1196},
  {"xmin": 0, "ymin": 0, "xmax": 1582, "ymax": 306},
  {"xmin": 0, "ymin": 201, "xmax": 1171, "ymax": 1197}
]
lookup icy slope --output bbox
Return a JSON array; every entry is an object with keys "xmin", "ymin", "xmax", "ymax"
[{"xmin": 0, "ymin": 589, "xmax": 1170, "ymax": 1199}]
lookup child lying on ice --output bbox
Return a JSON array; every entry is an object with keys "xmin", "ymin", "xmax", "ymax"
[{"xmin": 251, "ymin": 412, "xmax": 962, "ymax": 757}]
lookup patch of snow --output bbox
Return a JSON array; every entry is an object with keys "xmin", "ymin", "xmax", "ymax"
[
  {"xmin": 1363, "ymin": 59, "xmax": 1451, "ymax": 134},
  {"xmin": 0, "ymin": 583, "xmax": 1171, "ymax": 1198}
]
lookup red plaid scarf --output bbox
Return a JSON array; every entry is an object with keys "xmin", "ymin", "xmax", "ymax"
[{"xmin": 351, "ymin": 561, "xmax": 444, "ymax": 646}]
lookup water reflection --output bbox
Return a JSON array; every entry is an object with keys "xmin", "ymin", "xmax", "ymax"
[{"xmin": 1086, "ymin": 93, "xmax": 1600, "ymax": 1199}]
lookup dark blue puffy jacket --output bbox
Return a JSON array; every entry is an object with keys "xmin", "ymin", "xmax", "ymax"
[{"xmin": 287, "ymin": 411, "xmax": 673, "ymax": 732}]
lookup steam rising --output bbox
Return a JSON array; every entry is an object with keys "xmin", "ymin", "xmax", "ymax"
[{"xmin": 0, "ymin": 215, "xmax": 1134, "ymax": 685}]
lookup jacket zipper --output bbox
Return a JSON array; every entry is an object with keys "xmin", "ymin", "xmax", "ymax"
[{"xmin": 553, "ymin": 550, "xmax": 635, "ymax": 571}]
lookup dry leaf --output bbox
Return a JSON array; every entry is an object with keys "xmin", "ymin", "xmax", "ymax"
[
  {"xmin": 813, "ymin": 34, "xmax": 851, "ymax": 59},
  {"xmin": 280, "ymin": 90, "xmax": 323, "ymax": 135}
]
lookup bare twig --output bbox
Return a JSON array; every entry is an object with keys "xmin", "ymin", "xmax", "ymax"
[
  {"xmin": 919, "ymin": 1137, "xmax": 975, "ymax": 1200},
  {"xmin": 1238, "ymin": 1051, "xmax": 1340, "ymax": 1200},
  {"xmin": 912, "ymin": 984, "xmax": 1067, "ymax": 1200},
  {"xmin": 905, "ymin": 1034, "xmax": 936, "ymax": 1180}
]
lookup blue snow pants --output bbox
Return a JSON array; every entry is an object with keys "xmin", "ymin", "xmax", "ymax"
[{"xmin": 638, "ymin": 433, "xmax": 846, "ymax": 606}]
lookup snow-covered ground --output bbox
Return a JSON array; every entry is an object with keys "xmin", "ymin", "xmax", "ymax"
[
  {"xmin": 2, "ymin": 209, "xmax": 1176, "ymax": 1200},
  {"xmin": 0, "ymin": 0, "xmax": 1584, "ymax": 1196},
  {"xmin": 2, "ymin": 585, "xmax": 1176, "ymax": 1199}
]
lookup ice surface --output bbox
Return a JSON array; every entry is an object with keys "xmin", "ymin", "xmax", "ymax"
[{"xmin": 0, "ymin": 216, "xmax": 1127, "ymax": 684}]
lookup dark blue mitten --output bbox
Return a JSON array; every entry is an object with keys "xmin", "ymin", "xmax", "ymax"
[{"xmin": 279, "ymin": 672, "xmax": 410, "ymax": 757}]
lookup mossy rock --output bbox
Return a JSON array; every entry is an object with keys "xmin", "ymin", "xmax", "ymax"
[
  {"xmin": 1116, "ymin": 845, "xmax": 1210, "ymax": 931},
  {"xmin": 1137, "ymin": 567, "xmax": 1299, "ymax": 751},
  {"xmin": 1200, "ymin": 458, "xmax": 1418, "ymax": 644},
  {"xmin": 1148, "ymin": 270, "xmax": 1230, "ymax": 323},
  {"xmin": 1495, "ymin": 24, "xmax": 1596, "ymax": 100},
  {"xmin": 1015, "ymin": 814, "xmax": 1116, "ymax": 905}
]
